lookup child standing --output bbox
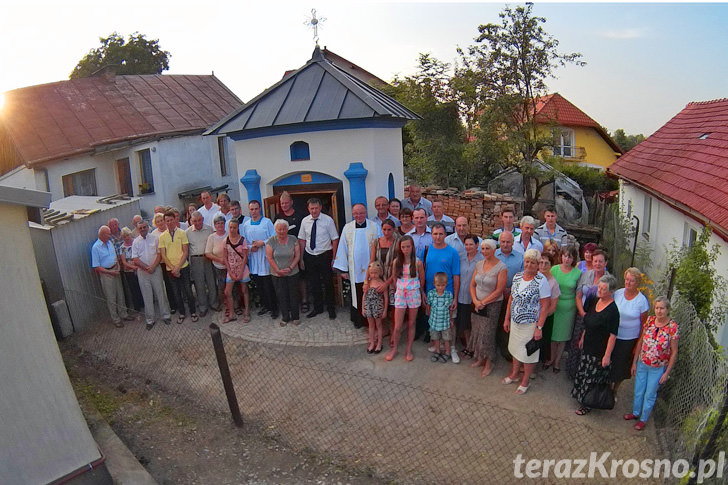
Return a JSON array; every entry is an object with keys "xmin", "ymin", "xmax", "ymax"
[
  {"xmin": 362, "ymin": 261, "xmax": 388, "ymax": 354},
  {"xmin": 426, "ymin": 272, "xmax": 454, "ymax": 363},
  {"xmin": 385, "ymin": 236, "xmax": 426, "ymax": 362}
]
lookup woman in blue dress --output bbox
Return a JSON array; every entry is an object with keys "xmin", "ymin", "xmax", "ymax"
[{"xmin": 242, "ymin": 200, "xmax": 277, "ymax": 319}]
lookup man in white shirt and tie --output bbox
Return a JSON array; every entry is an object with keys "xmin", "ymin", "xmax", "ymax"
[{"xmin": 298, "ymin": 198, "xmax": 340, "ymax": 319}]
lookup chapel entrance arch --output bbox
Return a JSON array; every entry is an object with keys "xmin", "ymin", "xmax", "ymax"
[{"xmin": 264, "ymin": 172, "xmax": 346, "ymax": 232}]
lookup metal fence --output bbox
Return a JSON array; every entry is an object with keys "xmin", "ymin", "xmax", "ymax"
[{"xmin": 61, "ymin": 287, "xmax": 727, "ymax": 484}]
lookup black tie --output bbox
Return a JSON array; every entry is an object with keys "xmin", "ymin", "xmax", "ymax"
[{"xmin": 310, "ymin": 218, "xmax": 318, "ymax": 250}]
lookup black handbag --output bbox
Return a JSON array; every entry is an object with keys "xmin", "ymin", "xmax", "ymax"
[
  {"xmin": 582, "ymin": 383, "xmax": 615, "ymax": 410},
  {"xmin": 525, "ymin": 338, "xmax": 540, "ymax": 356}
]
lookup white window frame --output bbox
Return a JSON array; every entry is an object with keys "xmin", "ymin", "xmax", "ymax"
[
  {"xmin": 683, "ymin": 222, "xmax": 699, "ymax": 248},
  {"xmin": 642, "ymin": 195, "xmax": 652, "ymax": 239},
  {"xmin": 554, "ymin": 128, "xmax": 575, "ymax": 158}
]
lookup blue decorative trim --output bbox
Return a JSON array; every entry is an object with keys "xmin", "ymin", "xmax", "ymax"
[
  {"xmin": 228, "ymin": 118, "xmax": 406, "ymax": 141},
  {"xmin": 388, "ymin": 173, "xmax": 395, "ymax": 200},
  {"xmin": 240, "ymin": 169, "xmax": 261, "ymax": 205},
  {"xmin": 344, "ymin": 162, "xmax": 368, "ymax": 209},
  {"xmin": 272, "ymin": 172, "xmax": 341, "ymax": 186}
]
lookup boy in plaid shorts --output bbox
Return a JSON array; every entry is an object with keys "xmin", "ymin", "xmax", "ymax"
[{"xmin": 426, "ymin": 272, "xmax": 454, "ymax": 363}]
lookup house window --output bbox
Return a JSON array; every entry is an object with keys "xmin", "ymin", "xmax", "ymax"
[
  {"xmin": 62, "ymin": 169, "xmax": 97, "ymax": 197},
  {"xmin": 138, "ymin": 149, "xmax": 154, "ymax": 194},
  {"xmin": 290, "ymin": 141, "xmax": 310, "ymax": 161},
  {"xmin": 218, "ymin": 137, "xmax": 228, "ymax": 176},
  {"xmin": 683, "ymin": 223, "xmax": 698, "ymax": 248},
  {"xmin": 554, "ymin": 129, "xmax": 575, "ymax": 157},
  {"xmin": 642, "ymin": 195, "xmax": 652, "ymax": 239},
  {"xmin": 626, "ymin": 200, "xmax": 633, "ymax": 219}
]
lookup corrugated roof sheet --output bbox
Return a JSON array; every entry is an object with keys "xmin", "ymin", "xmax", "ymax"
[
  {"xmin": 208, "ymin": 47, "xmax": 420, "ymax": 135},
  {"xmin": 1, "ymin": 74, "xmax": 243, "ymax": 168},
  {"xmin": 609, "ymin": 98, "xmax": 728, "ymax": 235}
]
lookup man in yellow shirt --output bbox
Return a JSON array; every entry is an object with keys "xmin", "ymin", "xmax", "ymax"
[{"xmin": 159, "ymin": 211, "xmax": 198, "ymax": 323}]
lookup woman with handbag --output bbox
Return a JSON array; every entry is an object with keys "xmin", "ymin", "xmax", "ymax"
[
  {"xmin": 468, "ymin": 239, "xmax": 506, "ymax": 377},
  {"xmin": 572, "ymin": 274, "xmax": 620, "ymax": 415},
  {"xmin": 624, "ymin": 296, "xmax": 679, "ymax": 430},
  {"xmin": 501, "ymin": 249, "xmax": 551, "ymax": 394}
]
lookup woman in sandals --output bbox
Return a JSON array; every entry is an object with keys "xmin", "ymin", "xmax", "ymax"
[
  {"xmin": 223, "ymin": 219, "xmax": 250, "ymax": 323},
  {"xmin": 572, "ymin": 274, "xmax": 619, "ymax": 415},
  {"xmin": 502, "ymin": 249, "xmax": 551, "ymax": 394},
  {"xmin": 468, "ymin": 238, "xmax": 506, "ymax": 377},
  {"xmin": 624, "ymin": 296, "xmax": 678, "ymax": 430}
]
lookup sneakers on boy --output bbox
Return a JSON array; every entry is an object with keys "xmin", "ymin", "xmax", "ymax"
[
  {"xmin": 451, "ymin": 348, "xmax": 460, "ymax": 364},
  {"xmin": 428, "ymin": 346, "xmax": 437, "ymax": 353}
]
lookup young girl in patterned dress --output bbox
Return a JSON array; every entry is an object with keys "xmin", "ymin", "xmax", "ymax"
[{"xmin": 362, "ymin": 262, "xmax": 387, "ymax": 354}]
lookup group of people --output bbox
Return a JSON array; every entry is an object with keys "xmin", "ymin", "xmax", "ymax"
[{"xmin": 91, "ymin": 184, "xmax": 678, "ymax": 431}]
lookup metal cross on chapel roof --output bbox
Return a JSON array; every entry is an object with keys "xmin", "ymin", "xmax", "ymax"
[{"xmin": 304, "ymin": 8, "xmax": 326, "ymax": 46}]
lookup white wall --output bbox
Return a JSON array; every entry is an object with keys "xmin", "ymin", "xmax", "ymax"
[
  {"xmin": 620, "ymin": 181, "xmax": 728, "ymax": 347},
  {"xmin": 25, "ymin": 134, "xmax": 239, "ymax": 217},
  {"xmin": 0, "ymin": 165, "xmax": 39, "ymax": 191},
  {"xmin": 0, "ymin": 202, "xmax": 100, "ymax": 482},
  {"xmin": 233, "ymin": 126, "xmax": 405, "ymax": 220}
]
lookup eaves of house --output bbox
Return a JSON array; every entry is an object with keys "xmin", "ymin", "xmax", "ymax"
[{"xmin": 608, "ymin": 98, "xmax": 728, "ymax": 242}]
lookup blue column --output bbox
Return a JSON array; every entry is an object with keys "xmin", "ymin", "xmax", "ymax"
[
  {"xmin": 344, "ymin": 162, "xmax": 368, "ymax": 209},
  {"xmin": 240, "ymin": 169, "xmax": 261, "ymax": 205}
]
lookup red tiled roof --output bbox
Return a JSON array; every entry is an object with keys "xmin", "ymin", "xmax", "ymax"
[
  {"xmin": 534, "ymin": 93, "xmax": 622, "ymax": 153},
  {"xmin": 0, "ymin": 74, "xmax": 242, "ymax": 168},
  {"xmin": 609, "ymin": 98, "xmax": 728, "ymax": 238}
]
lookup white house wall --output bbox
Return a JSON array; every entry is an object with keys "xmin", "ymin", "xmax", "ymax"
[
  {"xmin": 27, "ymin": 135, "xmax": 239, "ymax": 217},
  {"xmin": 0, "ymin": 202, "xmax": 101, "ymax": 482},
  {"xmin": 620, "ymin": 181, "xmax": 728, "ymax": 347},
  {"xmin": 0, "ymin": 165, "xmax": 38, "ymax": 191},
  {"xmin": 234, "ymin": 127, "xmax": 405, "ymax": 220}
]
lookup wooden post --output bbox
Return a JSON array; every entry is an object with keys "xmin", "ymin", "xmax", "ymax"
[{"xmin": 209, "ymin": 323, "xmax": 243, "ymax": 428}]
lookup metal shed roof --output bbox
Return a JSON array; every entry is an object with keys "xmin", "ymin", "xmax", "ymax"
[{"xmin": 207, "ymin": 46, "xmax": 420, "ymax": 136}]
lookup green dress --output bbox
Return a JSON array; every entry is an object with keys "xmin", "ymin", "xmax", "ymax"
[{"xmin": 550, "ymin": 265, "xmax": 582, "ymax": 342}]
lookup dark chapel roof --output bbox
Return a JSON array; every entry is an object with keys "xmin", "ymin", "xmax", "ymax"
[{"xmin": 206, "ymin": 46, "xmax": 420, "ymax": 136}]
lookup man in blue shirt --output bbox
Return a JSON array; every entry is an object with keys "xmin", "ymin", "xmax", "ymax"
[
  {"xmin": 495, "ymin": 231, "xmax": 524, "ymax": 360},
  {"xmin": 407, "ymin": 208, "xmax": 433, "ymax": 261},
  {"xmin": 91, "ymin": 225, "xmax": 133, "ymax": 327},
  {"xmin": 401, "ymin": 184, "xmax": 433, "ymax": 216},
  {"xmin": 495, "ymin": 231, "xmax": 524, "ymax": 289}
]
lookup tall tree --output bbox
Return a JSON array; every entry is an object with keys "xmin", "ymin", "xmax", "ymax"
[
  {"xmin": 383, "ymin": 54, "xmax": 468, "ymax": 188},
  {"xmin": 456, "ymin": 4, "xmax": 585, "ymax": 211},
  {"xmin": 70, "ymin": 32, "xmax": 171, "ymax": 79},
  {"xmin": 611, "ymin": 128, "xmax": 645, "ymax": 152}
]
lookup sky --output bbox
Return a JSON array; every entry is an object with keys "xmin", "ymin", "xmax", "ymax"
[{"xmin": 1, "ymin": 1, "xmax": 727, "ymax": 136}]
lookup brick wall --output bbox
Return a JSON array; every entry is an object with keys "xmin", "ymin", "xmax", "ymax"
[{"xmin": 410, "ymin": 187, "xmax": 523, "ymax": 237}]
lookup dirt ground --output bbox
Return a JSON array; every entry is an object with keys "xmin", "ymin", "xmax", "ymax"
[
  {"xmin": 63, "ymin": 319, "xmax": 662, "ymax": 484},
  {"xmin": 64, "ymin": 349, "xmax": 385, "ymax": 485}
]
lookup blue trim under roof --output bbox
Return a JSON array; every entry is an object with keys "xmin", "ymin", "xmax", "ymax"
[
  {"xmin": 206, "ymin": 46, "xmax": 420, "ymax": 136},
  {"xmin": 228, "ymin": 118, "xmax": 406, "ymax": 141}
]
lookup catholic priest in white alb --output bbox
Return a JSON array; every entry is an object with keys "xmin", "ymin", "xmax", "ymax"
[{"xmin": 334, "ymin": 203, "xmax": 382, "ymax": 328}]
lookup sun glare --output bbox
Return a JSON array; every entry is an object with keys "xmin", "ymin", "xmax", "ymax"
[{"xmin": 0, "ymin": 93, "xmax": 4, "ymax": 111}]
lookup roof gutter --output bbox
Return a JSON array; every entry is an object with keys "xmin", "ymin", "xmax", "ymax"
[
  {"xmin": 615, "ymin": 174, "xmax": 728, "ymax": 244},
  {"xmin": 25, "ymin": 128, "xmax": 205, "ymax": 167}
]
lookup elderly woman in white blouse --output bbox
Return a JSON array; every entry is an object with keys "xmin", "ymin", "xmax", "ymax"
[{"xmin": 502, "ymin": 249, "xmax": 551, "ymax": 395}]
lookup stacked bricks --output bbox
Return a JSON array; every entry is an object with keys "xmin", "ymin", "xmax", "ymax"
[{"xmin": 406, "ymin": 186, "xmax": 523, "ymax": 238}]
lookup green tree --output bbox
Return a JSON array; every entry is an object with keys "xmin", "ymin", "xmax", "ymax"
[
  {"xmin": 456, "ymin": 3, "xmax": 585, "ymax": 211},
  {"xmin": 611, "ymin": 128, "xmax": 645, "ymax": 152},
  {"xmin": 383, "ymin": 54, "xmax": 468, "ymax": 188},
  {"xmin": 70, "ymin": 32, "xmax": 171, "ymax": 79}
]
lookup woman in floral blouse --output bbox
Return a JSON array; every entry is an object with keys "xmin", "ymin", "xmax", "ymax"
[{"xmin": 624, "ymin": 296, "xmax": 679, "ymax": 430}]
